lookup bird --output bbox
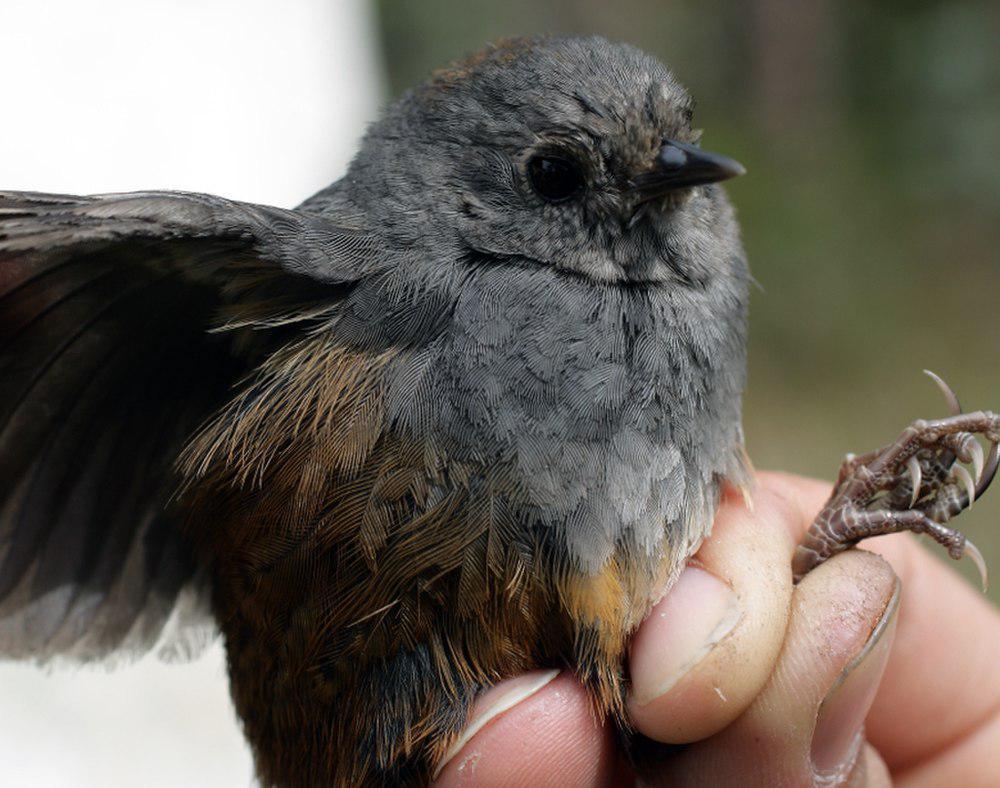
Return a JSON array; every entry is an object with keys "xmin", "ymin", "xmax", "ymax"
[{"xmin": 1, "ymin": 35, "xmax": 996, "ymax": 786}]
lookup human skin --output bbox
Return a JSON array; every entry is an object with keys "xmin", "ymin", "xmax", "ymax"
[{"xmin": 434, "ymin": 472, "xmax": 1000, "ymax": 786}]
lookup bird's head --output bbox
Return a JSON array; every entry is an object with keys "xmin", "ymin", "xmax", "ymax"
[{"xmin": 336, "ymin": 35, "xmax": 746, "ymax": 286}]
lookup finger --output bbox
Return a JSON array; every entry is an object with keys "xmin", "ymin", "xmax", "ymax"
[
  {"xmin": 627, "ymin": 479, "xmax": 798, "ymax": 743},
  {"xmin": 893, "ymin": 711, "xmax": 1000, "ymax": 787},
  {"xmin": 433, "ymin": 671, "xmax": 620, "ymax": 787},
  {"xmin": 649, "ymin": 549, "xmax": 899, "ymax": 786},
  {"xmin": 759, "ymin": 471, "xmax": 1000, "ymax": 773},
  {"xmin": 756, "ymin": 470, "xmax": 833, "ymax": 537},
  {"xmin": 860, "ymin": 535, "xmax": 1000, "ymax": 772}
]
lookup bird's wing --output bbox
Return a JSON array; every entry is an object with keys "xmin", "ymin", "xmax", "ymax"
[{"xmin": 0, "ymin": 189, "xmax": 381, "ymax": 661}]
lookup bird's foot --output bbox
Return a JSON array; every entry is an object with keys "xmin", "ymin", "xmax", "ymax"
[{"xmin": 793, "ymin": 371, "xmax": 1000, "ymax": 591}]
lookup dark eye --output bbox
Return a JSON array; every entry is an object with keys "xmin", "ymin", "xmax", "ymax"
[{"xmin": 527, "ymin": 154, "xmax": 585, "ymax": 203}]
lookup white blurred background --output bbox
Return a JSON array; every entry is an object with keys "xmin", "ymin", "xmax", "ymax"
[{"xmin": 0, "ymin": 1, "xmax": 383, "ymax": 785}]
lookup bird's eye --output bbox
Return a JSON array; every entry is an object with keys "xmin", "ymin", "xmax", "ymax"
[{"xmin": 527, "ymin": 154, "xmax": 585, "ymax": 203}]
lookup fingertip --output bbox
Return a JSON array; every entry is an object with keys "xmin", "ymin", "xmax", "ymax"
[
  {"xmin": 434, "ymin": 672, "xmax": 618, "ymax": 788},
  {"xmin": 627, "ymin": 565, "xmax": 743, "ymax": 736},
  {"xmin": 628, "ymin": 487, "xmax": 797, "ymax": 743},
  {"xmin": 650, "ymin": 549, "xmax": 900, "ymax": 785}
]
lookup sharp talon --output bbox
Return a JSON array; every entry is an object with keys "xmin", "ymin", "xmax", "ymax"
[
  {"xmin": 970, "ymin": 440, "xmax": 985, "ymax": 484},
  {"xmin": 906, "ymin": 455, "xmax": 922, "ymax": 508},
  {"xmin": 976, "ymin": 441, "xmax": 1000, "ymax": 499},
  {"xmin": 963, "ymin": 538, "xmax": 989, "ymax": 593},
  {"xmin": 955, "ymin": 464, "xmax": 977, "ymax": 506},
  {"xmin": 924, "ymin": 369, "xmax": 963, "ymax": 415}
]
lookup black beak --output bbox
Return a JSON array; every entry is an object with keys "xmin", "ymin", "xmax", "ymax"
[{"xmin": 631, "ymin": 139, "xmax": 745, "ymax": 201}]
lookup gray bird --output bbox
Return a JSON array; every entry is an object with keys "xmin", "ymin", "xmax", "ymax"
[{"xmin": 1, "ymin": 35, "xmax": 995, "ymax": 786}]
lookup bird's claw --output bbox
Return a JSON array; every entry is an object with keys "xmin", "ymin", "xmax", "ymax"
[
  {"xmin": 794, "ymin": 372, "xmax": 997, "ymax": 589},
  {"xmin": 976, "ymin": 440, "xmax": 1000, "ymax": 499},
  {"xmin": 964, "ymin": 538, "xmax": 989, "ymax": 593},
  {"xmin": 906, "ymin": 455, "xmax": 922, "ymax": 508},
  {"xmin": 925, "ymin": 368, "xmax": 962, "ymax": 415},
  {"xmin": 953, "ymin": 464, "xmax": 977, "ymax": 508}
]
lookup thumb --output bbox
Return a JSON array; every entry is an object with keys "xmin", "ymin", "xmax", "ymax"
[{"xmin": 647, "ymin": 549, "xmax": 898, "ymax": 786}]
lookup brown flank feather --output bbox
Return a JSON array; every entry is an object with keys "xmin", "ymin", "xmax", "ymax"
[{"xmin": 179, "ymin": 335, "xmax": 669, "ymax": 785}]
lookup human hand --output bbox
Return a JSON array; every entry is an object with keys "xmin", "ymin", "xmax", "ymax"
[{"xmin": 433, "ymin": 472, "xmax": 1000, "ymax": 786}]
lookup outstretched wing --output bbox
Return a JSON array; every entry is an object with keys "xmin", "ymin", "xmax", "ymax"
[{"xmin": 0, "ymin": 189, "xmax": 380, "ymax": 661}]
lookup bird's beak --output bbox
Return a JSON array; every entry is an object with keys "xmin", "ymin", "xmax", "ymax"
[{"xmin": 630, "ymin": 139, "xmax": 745, "ymax": 201}]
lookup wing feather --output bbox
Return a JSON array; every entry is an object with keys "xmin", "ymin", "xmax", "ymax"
[{"xmin": 0, "ymin": 189, "xmax": 381, "ymax": 660}]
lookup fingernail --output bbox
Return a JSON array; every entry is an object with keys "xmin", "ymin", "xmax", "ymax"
[
  {"xmin": 630, "ymin": 565, "xmax": 742, "ymax": 706},
  {"xmin": 811, "ymin": 578, "xmax": 900, "ymax": 781},
  {"xmin": 433, "ymin": 668, "xmax": 560, "ymax": 779}
]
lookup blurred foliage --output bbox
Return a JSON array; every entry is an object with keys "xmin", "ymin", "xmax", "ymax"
[{"xmin": 374, "ymin": 0, "xmax": 1000, "ymax": 597}]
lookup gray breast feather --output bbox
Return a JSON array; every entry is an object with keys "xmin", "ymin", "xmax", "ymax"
[{"xmin": 377, "ymin": 260, "xmax": 746, "ymax": 573}]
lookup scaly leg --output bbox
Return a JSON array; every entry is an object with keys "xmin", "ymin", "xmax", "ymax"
[{"xmin": 793, "ymin": 372, "xmax": 1000, "ymax": 589}]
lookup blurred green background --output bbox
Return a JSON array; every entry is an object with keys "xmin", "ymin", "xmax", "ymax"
[{"xmin": 374, "ymin": 0, "xmax": 1000, "ymax": 598}]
